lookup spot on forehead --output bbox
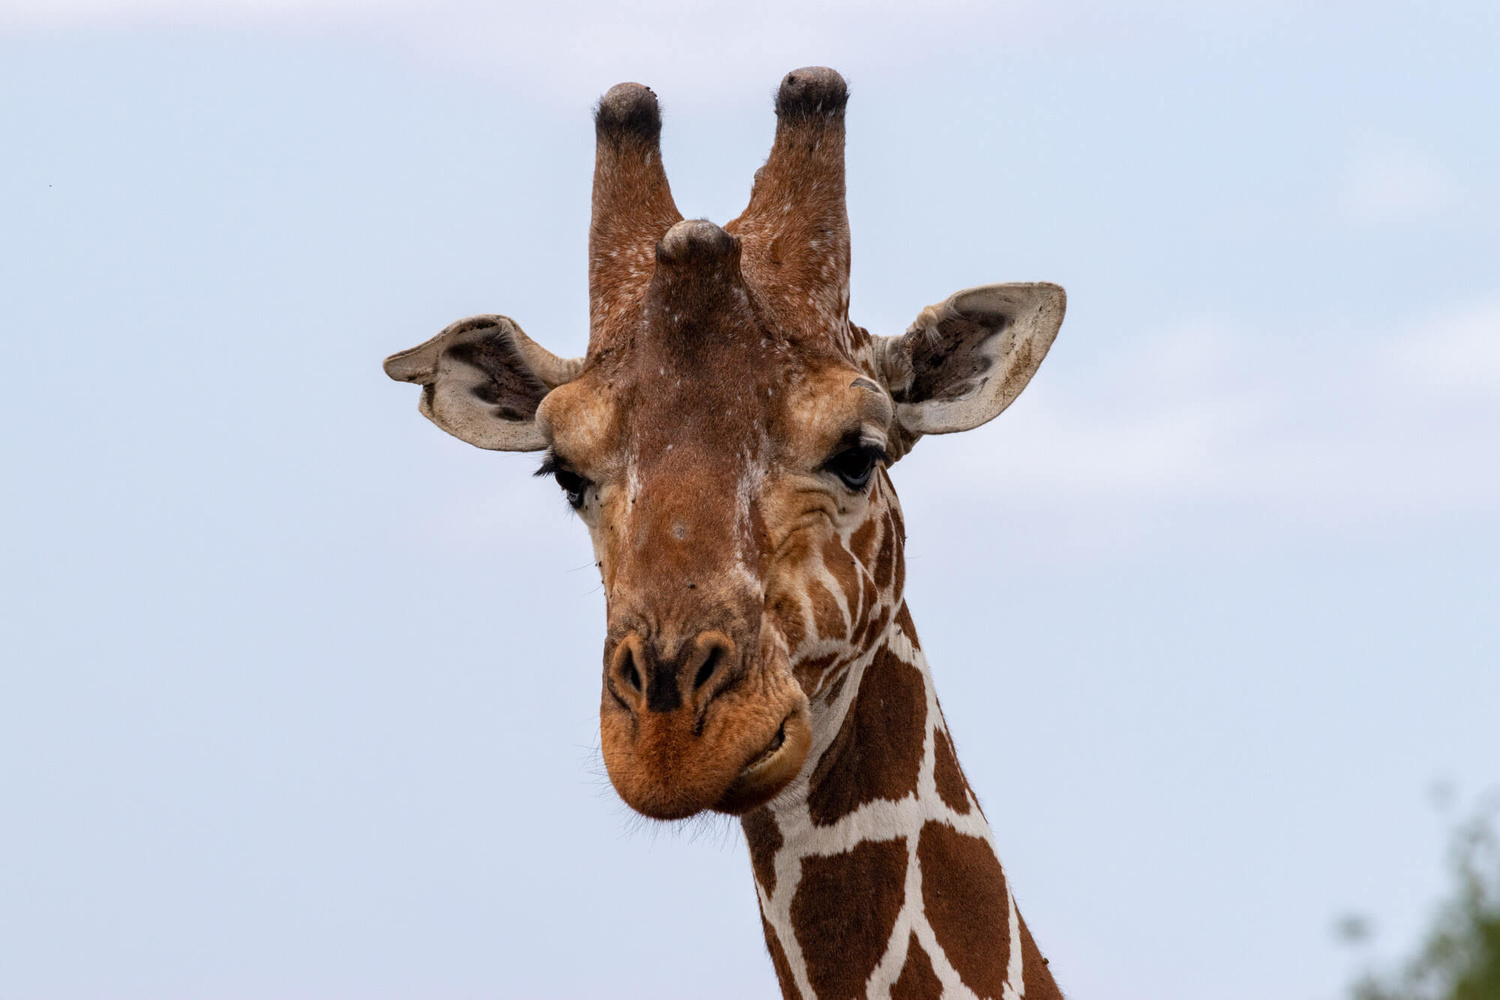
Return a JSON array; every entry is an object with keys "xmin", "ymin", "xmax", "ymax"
[
  {"xmin": 891, "ymin": 932, "xmax": 942, "ymax": 1000},
  {"xmin": 918, "ymin": 820, "xmax": 1011, "ymax": 998},
  {"xmin": 791, "ymin": 837, "xmax": 907, "ymax": 1000},
  {"xmin": 807, "ymin": 645, "xmax": 925, "ymax": 826}
]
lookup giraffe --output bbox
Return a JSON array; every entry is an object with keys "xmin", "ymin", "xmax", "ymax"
[{"xmin": 383, "ymin": 68, "xmax": 1067, "ymax": 999}]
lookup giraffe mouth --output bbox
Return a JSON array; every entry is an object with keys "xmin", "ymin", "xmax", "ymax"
[
  {"xmin": 745, "ymin": 722, "xmax": 787, "ymax": 770},
  {"xmin": 713, "ymin": 707, "xmax": 812, "ymax": 814}
]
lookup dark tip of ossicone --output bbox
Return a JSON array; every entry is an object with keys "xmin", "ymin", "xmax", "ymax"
[
  {"xmin": 595, "ymin": 82, "xmax": 662, "ymax": 143},
  {"xmin": 775, "ymin": 66, "xmax": 848, "ymax": 120}
]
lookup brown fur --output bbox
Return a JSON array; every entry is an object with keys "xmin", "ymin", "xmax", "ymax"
[
  {"xmin": 807, "ymin": 645, "xmax": 927, "ymax": 826},
  {"xmin": 743, "ymin": 806, "xmax": 782, "ymax": 895},
  {"xmin": 727, "ymin": 66, "xmax": 852, "ymax": 350},
  {"xmin": 891, "ymin": 933, "xmax": 943, "ymax": 1000},
  {"xmin": 589, "ymin": 83, "xmax": 682, "ymax": 344},
  {"xmin": 895, "ymin": 601, "xmax": 921, "ymax": 650},
  {"xmin": 790, "ymin": 838, "xmax": 907, "ymax": 999},
  {"xmin": 932, "ymin": 727, "xmax": 972, "ymax": 814},
  {"xmin": 918, "ymin": 821, "xmax": 1012, "ymax": 999},
  {"xmin": 849, "ymin": 516, "xmax": 878, "ymax": 565}
]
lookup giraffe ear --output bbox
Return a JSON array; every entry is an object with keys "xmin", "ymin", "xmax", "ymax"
[
  {"xmin": 878, "ymin": 282, "xmax": 1065, "ymax": 441},
  {"xmin": 383, "ymin": 314, "xmax": 583, "ymax": 452}
]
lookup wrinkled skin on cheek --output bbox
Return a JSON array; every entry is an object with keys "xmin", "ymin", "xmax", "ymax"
[{"xmin": 761, "ymin": 466, "xmax": 904, "ymax": 701}]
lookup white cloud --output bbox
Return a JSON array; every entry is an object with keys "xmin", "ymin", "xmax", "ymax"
[{"xmin": 1339, "ymin": 146, "xmax": 1459, "ymax": 225}]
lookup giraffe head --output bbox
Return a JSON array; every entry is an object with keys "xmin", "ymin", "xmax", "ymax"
[{"xmin": 384, "ymin": 69, "xmax": 1064, "ymax": 821}]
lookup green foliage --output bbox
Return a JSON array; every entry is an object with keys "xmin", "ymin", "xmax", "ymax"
[{"xmin": 1351, "ymin": 799, "xmax": 1500, "ymax": 1000}]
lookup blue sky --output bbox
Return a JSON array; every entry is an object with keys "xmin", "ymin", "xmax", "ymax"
[{"xmin": 1, "ymin": 2, "xmax": 1497, "ymax": 998}]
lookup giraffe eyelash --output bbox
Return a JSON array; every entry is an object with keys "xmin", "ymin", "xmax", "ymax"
[{"xmin": 536, "ymin": 451, "xmax": 591, "ymax": 509}]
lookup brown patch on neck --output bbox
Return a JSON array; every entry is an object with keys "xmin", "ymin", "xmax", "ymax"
[
  {"xmin": 790, "ymin": 837, "xmax": 907, "ymax": 999},
  {"xmin": 932, "ymin": 728, "xmax": 972, "ymax": 815},
  {"xmin": 917, "ymin": 820, "xmax": 1011, "ymax": 999},
  {"xmin": 807, "ymin": 645, "xmax": 926, "ymax": 826},
  {"xmin": 890, "ymin": 503, "xmax": 907, "ymax": 598},
  {"xmin": 741, "ymin": 807, "xmax": 783, "ymax": 895},
  {"xmin": 855, "ymin": 604, "xmax": 891, "ymax": 652},
  {"xmin": 895, "ymin": 602, "xmax": 921, "ymax": 650},
  {"xmin": 873, "ymin": 510, "xmax": 898, "ymax": 589},
  {"xmin": 890, "ymin": 932, "xmax": 942, "ymax": 1000}
]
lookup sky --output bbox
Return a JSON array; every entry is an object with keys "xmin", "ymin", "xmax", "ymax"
[{"xmin": 1, "ymin": 1, "xmax": 1497, "ymax": 998}]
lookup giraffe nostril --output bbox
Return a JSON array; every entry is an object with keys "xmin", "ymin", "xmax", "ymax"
[
  {"xmin": 693, "ymin": 646, "xmax": 722, "ymax": 692},
  {"xmin": 622, "ymin": 648, "xmax": 643, "ymax": 693}
]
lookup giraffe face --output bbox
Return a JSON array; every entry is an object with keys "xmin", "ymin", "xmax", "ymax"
[
  {"xmin": 382, "ymin": 67, "xmax": 1065, "ymax": 823},
  {"xmin": 531, "ymin": 234, "xmax": 902, "ymax": 819}
]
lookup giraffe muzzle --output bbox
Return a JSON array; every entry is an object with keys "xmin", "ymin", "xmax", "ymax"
[{"xmin": 599, "ymin": 629, "xmax": 811, "ymax": 819}]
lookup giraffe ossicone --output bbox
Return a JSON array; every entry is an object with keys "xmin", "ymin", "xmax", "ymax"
[{"xmin": 384, "ymin": 67, "xmax": 1066, "ymax": 1000}]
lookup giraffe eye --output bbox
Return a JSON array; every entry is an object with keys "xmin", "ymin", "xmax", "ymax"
[
  {"xmin": 553, "ymin": 469, "xmax": 589, "ymax": 509},
  {"xmin": 537, "ymin": 454, "xmax": 591, "ymax": 510},
  {"xmin": 825, "ymin": 446, "xmax": 881, "ymax": 491}
]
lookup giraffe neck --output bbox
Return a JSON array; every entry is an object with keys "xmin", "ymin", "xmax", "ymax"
[{"xmin": 741, "ymin": 605, "xmax": 1062, "ymax": 1000}]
